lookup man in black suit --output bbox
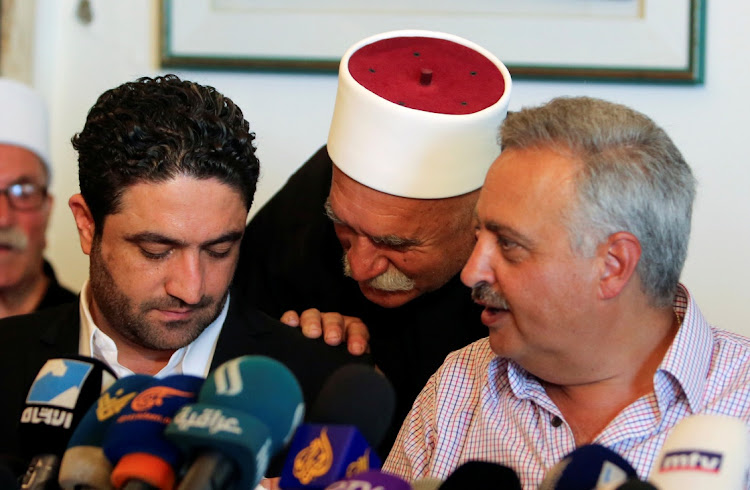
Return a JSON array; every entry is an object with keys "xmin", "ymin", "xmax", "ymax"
[{"xmin": 0, "ymin": 75, "xmax": 364, "ymax": 469}]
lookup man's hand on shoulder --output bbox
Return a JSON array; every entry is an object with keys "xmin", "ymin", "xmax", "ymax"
[{"xmin": 280, "ymin": 308, "xmax": 370, "ymax": 356}]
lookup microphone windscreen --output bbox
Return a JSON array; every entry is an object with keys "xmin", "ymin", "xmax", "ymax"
[
  {"xmin": 103, "ymin": 374, "xmax": 202, "ymax": 490},
  {"xmin": 540, "ymin": 444, "xmax": 637, "ymax": 490},
  {"xmin": 200, "ymin": 355, "xmax": 305, "ymax": 452},
  {"xmin": 439, "ymin": 461, "xmax": 521, "ymax": 489},
  {"xmin": 411, "ymin": 477, "xmax": 443, "ymax": 490},
  {"xmin": 308, "ymin": 364, "xmax": 395, "ymax": 447},
  {"xmin": 616, "ymin": 480, "xmax": 658, "ymax": 489},
  {"xmin": 59, "ymin": 374, "xmax": 152, "ymax": 490},
  {"xmin": 19, "ymin": 356, "xmax": 116, "ymax": 459},
  {"xmin": 325, "ymin": 470, "xmax": 411, "ymax": 490},
  {"xmin": 167, "ymin": 356, "xmax": 305, "ymax": 490},
  {"xmin": 167, "ymin": 403, "xmax": 273, "ymax": 490},
  {"xmin": 648, "ymin": 413, "xmax": 748, "ymax": 490},
  {"xmin": 0, "ymin": 459, "xmax": 18, "ymax": 490}
]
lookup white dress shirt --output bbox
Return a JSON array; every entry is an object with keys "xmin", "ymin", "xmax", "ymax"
[{"xmin": 77, "ymin": 279, "xmax": 227, "ymax": 378}]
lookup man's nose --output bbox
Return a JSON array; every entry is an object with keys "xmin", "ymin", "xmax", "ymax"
[
  {"xmin": 461, "ymin": 236, "xmax": 496, "ymax": 288},
  {"xmin": 345, "ymin": 236, "xmax": 389, "ymax": 282},
  {"xmin": 165, "ymin": 252, "xmax": 206, "ymax": 305}
]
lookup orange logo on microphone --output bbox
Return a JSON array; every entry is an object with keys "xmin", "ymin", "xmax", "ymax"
[{"xmin": 130, "ymin": 386, "xmax": 195, "ymax": 412}]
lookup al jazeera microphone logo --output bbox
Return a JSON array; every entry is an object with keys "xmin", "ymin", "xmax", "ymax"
[
  {"xmin": 294, "ymin": 427, "xmax": 334, "ymax": 484},
  {"xmin": 292, "ymin": 427, "xmax": 373, "ymax": 484},
  {"xmin": 115, "ymin": 386, "xmax": 195, "ymax": 424}
]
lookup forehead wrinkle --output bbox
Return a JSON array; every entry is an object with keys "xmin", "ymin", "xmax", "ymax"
[{"xmin": 326, "ymin": 196, "xmax": 423, "ymax": 246}]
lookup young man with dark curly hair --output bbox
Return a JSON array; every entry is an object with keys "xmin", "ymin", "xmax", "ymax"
[{"xmin": 0, "ymin": 75, "xmax": 365, "ymax": 471}]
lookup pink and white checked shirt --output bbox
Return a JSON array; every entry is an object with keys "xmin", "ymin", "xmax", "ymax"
[{"xmin": 383, "ymin": 285, "xmax": 750, "ymax": 489}]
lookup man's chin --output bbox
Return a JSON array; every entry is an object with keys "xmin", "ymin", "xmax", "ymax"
[{"xmin": 359, "ymin": 283, "xmax": 421, "ymax": 308}]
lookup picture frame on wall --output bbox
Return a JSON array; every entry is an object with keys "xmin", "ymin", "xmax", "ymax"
[{"xmin": 160, "ymin": 0, "xmax": 706, "ymax": 84}]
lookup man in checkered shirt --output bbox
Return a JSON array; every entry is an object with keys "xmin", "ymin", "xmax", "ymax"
[{"xmin": 383, "ymin": 96, "xmax": 750, "ymax": 488}]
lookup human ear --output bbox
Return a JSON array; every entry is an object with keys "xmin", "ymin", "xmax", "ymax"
[
  {"xmin": 598, "ymin": 231, "xmax": 641, "ymax": 300},
  {"xmin": 68, "ymin": 194, "xmax": 96, "ymax": 256}
]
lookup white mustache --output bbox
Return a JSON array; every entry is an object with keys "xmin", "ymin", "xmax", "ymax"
[
  {"xmin": 0, "ymin": 228, "xmax": 28, "ymax": 251},
  {"xmin": 342, "ymin": 254, "xmax": 416, "ymax": 292}
]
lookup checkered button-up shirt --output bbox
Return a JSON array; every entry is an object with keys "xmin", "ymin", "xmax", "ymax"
[{"xmin": 383, "ymin": 285, "xmax": 750, "ymax": 489}]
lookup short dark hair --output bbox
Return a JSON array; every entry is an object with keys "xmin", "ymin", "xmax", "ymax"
[{"xmin": 72, "ymin": 74, "xmax": 259, "ymax": 231}]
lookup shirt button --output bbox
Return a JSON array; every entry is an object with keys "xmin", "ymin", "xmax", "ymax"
[{"xmin": 551, "ymin": 416, "xmax": 563, "ymax": 427}]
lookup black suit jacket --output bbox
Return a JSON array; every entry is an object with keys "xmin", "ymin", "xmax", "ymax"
[
  {"xmin": 234, "ymin": 146, "xmax": 487, "ymax": 452},
  {"xmin": 0, "ymin": 296, "xmax": 369, "ymax": 470}
]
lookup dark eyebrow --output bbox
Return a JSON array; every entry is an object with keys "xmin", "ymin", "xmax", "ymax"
[{"xmin": 125, "ymin": 230, "xmax": 244, "ymax": 248}]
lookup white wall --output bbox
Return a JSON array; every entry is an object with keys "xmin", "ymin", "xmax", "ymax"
[{"xmin": 36, "ymin": 0, "xmax": 750, "ymax": 336}]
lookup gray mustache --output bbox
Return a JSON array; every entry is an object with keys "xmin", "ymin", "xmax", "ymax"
[
  {"xmin": 471, "ymin": 282, "xmax": 509, "ymax": 309},
  {"xmin": 0, "ymin": 228, "xmax": 28, "ymax": 251}
]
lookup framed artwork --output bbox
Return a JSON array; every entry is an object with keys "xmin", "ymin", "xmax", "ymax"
[{"xmin": 160, "ymin": 0, "xmax": 706, "ymax": 83}]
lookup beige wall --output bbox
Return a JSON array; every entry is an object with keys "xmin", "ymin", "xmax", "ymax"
[{"xmin": 30, "ymin": 0, "xmax": 750, "ymax": 337}]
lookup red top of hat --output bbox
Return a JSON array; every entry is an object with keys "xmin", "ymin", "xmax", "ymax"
[{"xmin": 347, "ymin": 36, "xmax": 506, "ymax": 115}]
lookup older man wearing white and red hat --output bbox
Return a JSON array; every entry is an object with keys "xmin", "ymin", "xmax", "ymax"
[
  {"xmin": 0, "ymin": 78, "xmax": 75, "ymax": 318},
  {"xmin": 234, "ymin": 30, "xmax": 512, "ymax": 454}
]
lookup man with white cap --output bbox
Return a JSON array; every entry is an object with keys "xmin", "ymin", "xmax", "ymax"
[
  {"xmin": 234, "ymin": 30, "xmax": 512, "ymax": 452},
  {"xmin": 0, "ymin": 78, "xmax": 75, "ymax": 318}
]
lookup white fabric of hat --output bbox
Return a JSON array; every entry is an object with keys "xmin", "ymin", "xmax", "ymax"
[{"xmin": 328, "ymin": 30, "xmax": 512, "ymax": 199}]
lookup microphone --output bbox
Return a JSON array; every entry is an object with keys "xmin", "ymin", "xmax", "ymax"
[
  {"xmin": 307, "ymin": 364, "xmax": 396, "ymax": 449},
  {"xmin": 324, "ymin": 470, "xmax": 411, "ymax": 490},
  {"xmin": 616, "ymin": 480, "xmax": 658, "ymax": 489},
  {"xmin": 58, "ymin": 374, "xmax": 153, "ymax": 490},
  {"xmin": 102, "ymin": 374, "xmax": 203, "ymax": 490},
  {"xmin": 411, "ymin": 478, "xmax": 443, "ymax": 490},
  {"xmin": 165, "ymin": 355, "xmax": 305, "ymax": 490},
  {"xmin": 648, "ymin": 413, "xmax": 748, "ymax": 489},
  {"xmin": 0, "ymin": 459, "xmax": 19, "ymax": 490},
  {"xmin": 439, "ymin": 461, "xmax": 521, "ymax": 489},
  {"xmin": 540, "ymin": 444, "xmax": 638, "ymax": 490},
  {"xmin": 19, "ymin": 356, "xmax": 117, "ymax": 490},
  {"xmin": 279, "ymin": 364, "xmax": 396, "ymax": 489}
]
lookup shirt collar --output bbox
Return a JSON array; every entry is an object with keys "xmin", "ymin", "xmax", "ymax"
[
  {"xmin": 654, "ymin": 284, "xmax": 713, "ymax": 412},
  {"xmin": 78, "ymin": 279, "xmax": 227, "ymax": 378},
  {"xmin": 486, "ymin": 284, "xmax": 712, "ymax": 412}
]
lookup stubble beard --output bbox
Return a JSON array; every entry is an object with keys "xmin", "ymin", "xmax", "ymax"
[{"xmin": 88, "ymin": 238, "xmax": 227, "ymax": 351}]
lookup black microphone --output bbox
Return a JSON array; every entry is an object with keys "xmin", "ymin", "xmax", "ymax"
[
  {"xmin": 18, "ymin": 356, "xmax": 116, "ymax": 490},
  {"xmin": 540, "ymin": 444, "xmax": 638, "ymax": 490},
  {"xmin": 616, "ymin": 480, "xmax": 659, "ymax": 489},
  {"xmin": 439, "ymin": 461, "xmax": 521, "ymax": 489},
  {"xmin": 0, "ymin": 459, "xmax": 19, "ymax": 490},
  {"xmin": 307, "ymin": 364, "xmax": 396, "ymax": 448},
  {"xmin": 279, "ymin": 364, "xmax": 396, "ymax": 489}
]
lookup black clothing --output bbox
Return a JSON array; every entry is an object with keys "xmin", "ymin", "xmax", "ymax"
[
  {"xmin": 235, "ymin": 146, "xmax": 487, "ymax": 454},
  {"xmin": 0, "ymin": 298, "xmax": 369, "ymax": 472},
  {"xmin": 36, "ymin": 259, "xmax": 76, "ymax": 311}
]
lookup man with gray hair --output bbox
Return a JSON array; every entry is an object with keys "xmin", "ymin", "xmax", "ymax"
[
  {"xmin": 0, "ymin": 78, "xmax": 75, "ymax": 318},
  {"xmin": 383, "ymin": 96, "xmax": 750, "ymax": 487}
]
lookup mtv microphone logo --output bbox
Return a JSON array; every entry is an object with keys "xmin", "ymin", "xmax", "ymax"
[{"xmin": 659, "ymin": 449, "xmax": 723, "ymax": 473}]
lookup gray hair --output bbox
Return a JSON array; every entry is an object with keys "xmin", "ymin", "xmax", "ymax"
[{"xmin": 500, "ymin": 96, "xmax": 696, "ymax": 307}]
